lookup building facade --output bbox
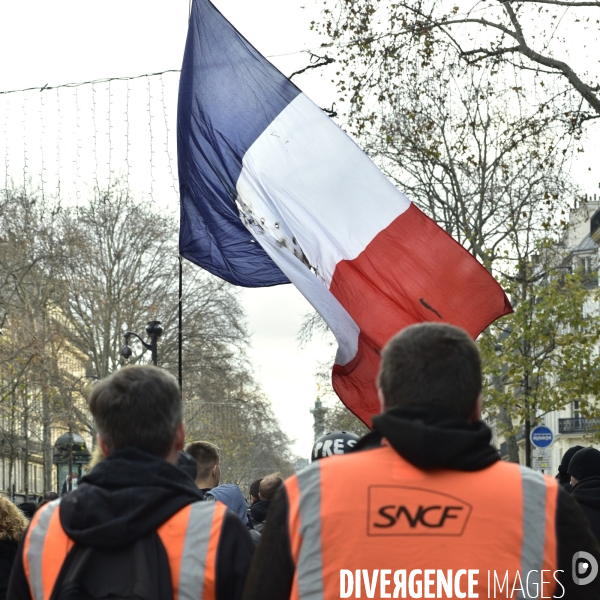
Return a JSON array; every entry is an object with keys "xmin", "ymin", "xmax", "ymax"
[{"xmin": 493, "ymin": 195, "xmax": 600, "ymax": 474}]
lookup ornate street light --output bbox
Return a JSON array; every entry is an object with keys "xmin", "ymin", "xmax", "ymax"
[{"xmin": 121, "ymin": 320, "xmax": 163, "ymax": 366}]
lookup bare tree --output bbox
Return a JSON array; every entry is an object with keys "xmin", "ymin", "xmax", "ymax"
[
  {"xmin": 184, "ymin": 375, "xmax": 296, "ymax": 494},
  {"xmin": 0, "ymin": 189, "xmax": 78, "ymax": 491},
  {"xmin": 368, "ymin": 68, "xmax": 574, "ymax": 268},
  {"xmin": 319, "ymin": 0, "xmax": 600, "ymax": 120},
  {"xmin": 1, "ymin": 185, "xmax": 299, "ymax": 488}
]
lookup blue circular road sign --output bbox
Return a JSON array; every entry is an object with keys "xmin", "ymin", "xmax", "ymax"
[{"xmin": 531, "ymin": 425, "xmax": 553, "ymax": 448}]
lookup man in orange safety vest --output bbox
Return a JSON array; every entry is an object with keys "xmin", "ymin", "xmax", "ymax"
[
  {"xmin": 243, "ymin": 323, "xmax": 600, "ymax": 599},
  {"xmin": 9, "ymin": 365, "xmax": 254, "ymax": 600}
]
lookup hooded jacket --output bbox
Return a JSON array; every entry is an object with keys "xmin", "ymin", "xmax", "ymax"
[
  {"xmin": 206, "ymin": 484, "xmax": 249, "ymax": 524},
  {"xmin": 249, "ymin": 500, "xmax": 269, "ymax": 525},
  {"xmin": 8, "ymin": 447, "xmax": 254, "ymax": 600},
  {"xmin": 0, "ymin": 539, "xmax": 18, "ymax": 600},
  {"xmin": 242, "ymin": 406, "xmax": 600, "ymax": 600},
  {"xmin": 571, "ymin": 476, "xmax": 600, "ymax": 543}
]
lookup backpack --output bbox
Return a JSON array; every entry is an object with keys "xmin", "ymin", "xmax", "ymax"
[{"xmin": 49, "ymin": 532, "xmax": 173, "ymax": 600}]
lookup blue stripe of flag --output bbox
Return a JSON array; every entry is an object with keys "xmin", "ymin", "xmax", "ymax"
[{"xmin": 177, "ymin": 0, "xmax": 300, "ymax": 286}]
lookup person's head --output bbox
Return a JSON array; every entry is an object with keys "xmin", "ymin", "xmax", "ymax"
[
  {"xmin": 377, "ymin": 323, "xmax": 482, "ymax": 421},
  {"xmin": 0, "ymin": 498, "xmax": 29, "ymax": 542},
  {"xmin": 17, "ymin": 502, "xmax": 37, "ymax": 520},
  {"xmin": 37, "ymin": 491, "xmax": 59, "ymax": 510},
  {"xmin": 312, "ymin": 431, "xmax": 360, "ymax": 461},
  {"xmin": 249, "ymin": 479, "xmax": 262, "ymax": 505},
  {"xmin": 185, "ymin": 441, "xmax": 220, "ymax": 488},
  {"xmin": 89, "ymin": 365, "xmax": 184, "ymax": 464},
  {"xmin": 258, "ymin": 473, "xmax": 283, "ymax": 501},
  {"xmin": 557, "ymin": 445, "xmax": 584, "ymax": 485},
  {"xmin": 568, "ymin": 447, "xmax": 600, "ymax": 486}
]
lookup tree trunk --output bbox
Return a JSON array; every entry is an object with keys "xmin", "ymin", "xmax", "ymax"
[
  {"xmin": 498, "ymin": 406, "xmax": 520, "ymax": 463},
  {"xmin": 22, "ymin": 392, "xmax": 29, "ymax": 502},
  {"xmin": 525, "ymin": 417, "xmax": 532, "ymax": 468},
  {"xmin": 42, "ymin": 386, "xmax": 53, "ymax": 493}
]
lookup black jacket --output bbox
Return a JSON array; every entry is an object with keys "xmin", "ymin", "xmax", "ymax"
[
  {"xmin": 0, "ymin": 539, "xmax": 18, "ymax": 600},
  {"xmin": 243, "ymin": 406, "xmax": 600, "ymax": 600},
  {"xmin": 249, "ymin": 500, "xmax": 269, "ymax": 524},
  {"xmin": 571, "ymin": 476, "xmax": 600, "ymax": 544},
  {"xmin": 8, "ymin": 448, "xmax": 254, "ymax": 600}
]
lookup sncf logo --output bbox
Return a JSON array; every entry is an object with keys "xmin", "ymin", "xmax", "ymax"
[{"xmin": 367, "ymin": 486, "xmax": 472, "ymax": 536}]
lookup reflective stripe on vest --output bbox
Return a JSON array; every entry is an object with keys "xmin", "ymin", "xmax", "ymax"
[
  {"xmin": 519, "ymin": 466, "xmax": 551, "ymax": 600},
  {"xmin": 23, "ymin": 499, "xmax": 72, "ymax": 600},
  {"xmin": 296, "ymin": 465, "xmax": 324, "ymax": 600},
  {"xmin": 23, "ymin": 499, "xmax": 226, "ymax": 600},
  {"xmin": 157, "ymin": 500, "xmax": 227, "ymax": 600},
  {"xmin": 286, "ymin": 451, "xmax": 558, "ymax": 600}
]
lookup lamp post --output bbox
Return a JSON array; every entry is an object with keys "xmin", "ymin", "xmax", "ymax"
[{"xmin": 121, "ymin": 320, "xmax": 163, "ymax": 366}]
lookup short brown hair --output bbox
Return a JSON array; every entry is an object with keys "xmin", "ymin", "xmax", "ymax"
[
  {"xmin": 377, "ymin": 323, "xmax": 482, "ymax": 420},
  {"xmin": 259, "ymin": 473, "xmax": 283, "ymax": 501},
  {"xmin": 89, "ymin": 365, "xmax": 182, "ymax": 458},
  {"xmin": 185, "ymin": 441, "xmax": 220, "ymax": 480}
]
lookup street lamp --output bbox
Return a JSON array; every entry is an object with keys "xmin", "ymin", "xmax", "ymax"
[{"xmin": 121, "ymin": 320, "xmax": 163, "ymax": 366}]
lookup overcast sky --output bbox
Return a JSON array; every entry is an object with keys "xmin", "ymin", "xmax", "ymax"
[{"xmin": 1, "ymin": 0, "xmax": 598, "ymax": 460}]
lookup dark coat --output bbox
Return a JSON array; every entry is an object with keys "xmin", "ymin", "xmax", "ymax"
[
  {"xmin": 571, "ymin": 476, "xmax": 600, "ymax": 543},
  {"xmin": 8, "ymin": 448, "xmax": 254, "ymax": 600},
  {"xmin": 249, "ymin": 500, "xmax": 270, "ymax": 524},
  {"xmin": 242, "ymin": 406, "xmax": 600, "ymax": 600},
  {"xmin": 0, "ymin": 539, "xmax": 18, "ymax": 600}
]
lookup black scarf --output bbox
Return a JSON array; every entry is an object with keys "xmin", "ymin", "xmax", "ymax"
[{"xmin": 355, "ymin": 405, "xmax": 500, "ymax": 471}]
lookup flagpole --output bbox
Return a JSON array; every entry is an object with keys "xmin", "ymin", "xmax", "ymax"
[{"xmin": 178, "ymin": 255, "xmax": 183, "ymax": 391}]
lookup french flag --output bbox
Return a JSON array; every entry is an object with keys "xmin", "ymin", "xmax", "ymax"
[{"xmin": 177, "ymin": 0, "xmax": 512, "ymax": 425}]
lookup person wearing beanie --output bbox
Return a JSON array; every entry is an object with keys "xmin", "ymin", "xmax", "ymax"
[
  {"xmin": 556, "ymin": 445, "xmax": 584, "ymax": 490},
  {"xmin": 569, "ymin": 448, "xmax": 600, "ymax": 483},
  {"xmin": 569, "ymin": 447, "xmax": 600, "ymax": 543}
]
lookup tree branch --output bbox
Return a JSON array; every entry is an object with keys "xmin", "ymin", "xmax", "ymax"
[
  {"xmin": 289, "ymin": 52, "xmax": 335, "ymax": 80},
  {"xmin": 506, "ymin": 0, "xmax": 600, "ymax": 6},
  {"xmin": 501, "ymin": 0, "xmax": 600, "ymax": 115}
]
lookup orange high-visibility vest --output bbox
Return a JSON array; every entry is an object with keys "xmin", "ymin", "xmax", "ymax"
[
  {"xmin": 22, "ymin": 499, "xmax": 227, "ymax": 600},
  {"xmin": 285, "ymin": 445, "xmax": 559, "ymax": 600}
]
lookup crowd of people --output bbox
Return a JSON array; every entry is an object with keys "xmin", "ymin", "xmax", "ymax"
[{"xmin": 0, "ymin": 323, "xmax": 599, "ymax": 598}]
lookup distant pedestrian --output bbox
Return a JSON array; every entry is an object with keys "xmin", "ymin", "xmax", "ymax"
[
  {"xmin": 60, "ymin": 471, "xmax": 78, "ymax": 496},
  {"xmin": 248, "ymin": 479, "xmax": 262, "ymax": 507},
  {"xmin": 556, "ymin": 444, "xmax": 584, "ymax": 490},
  {"xmin": 36, "ymin": 492, "xmax": 58, "ymax": 512},
  {"xmin": 185, "ymin": 440, "xmax": 221, "ymax": 496},
  {"xmin": 569, "ymin": 447, "xmax": 600, "ymax": 542},
  {"xmin": 247, "ymin": 479, "xmax": 263, "ymax": 537},
  {"xmin": 15, "ymin": 503, "xmax": 36, "ymax": 520},
  {"xmin": 249, "ymin": 473, "xmax": 282, "ymax": 533}
]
